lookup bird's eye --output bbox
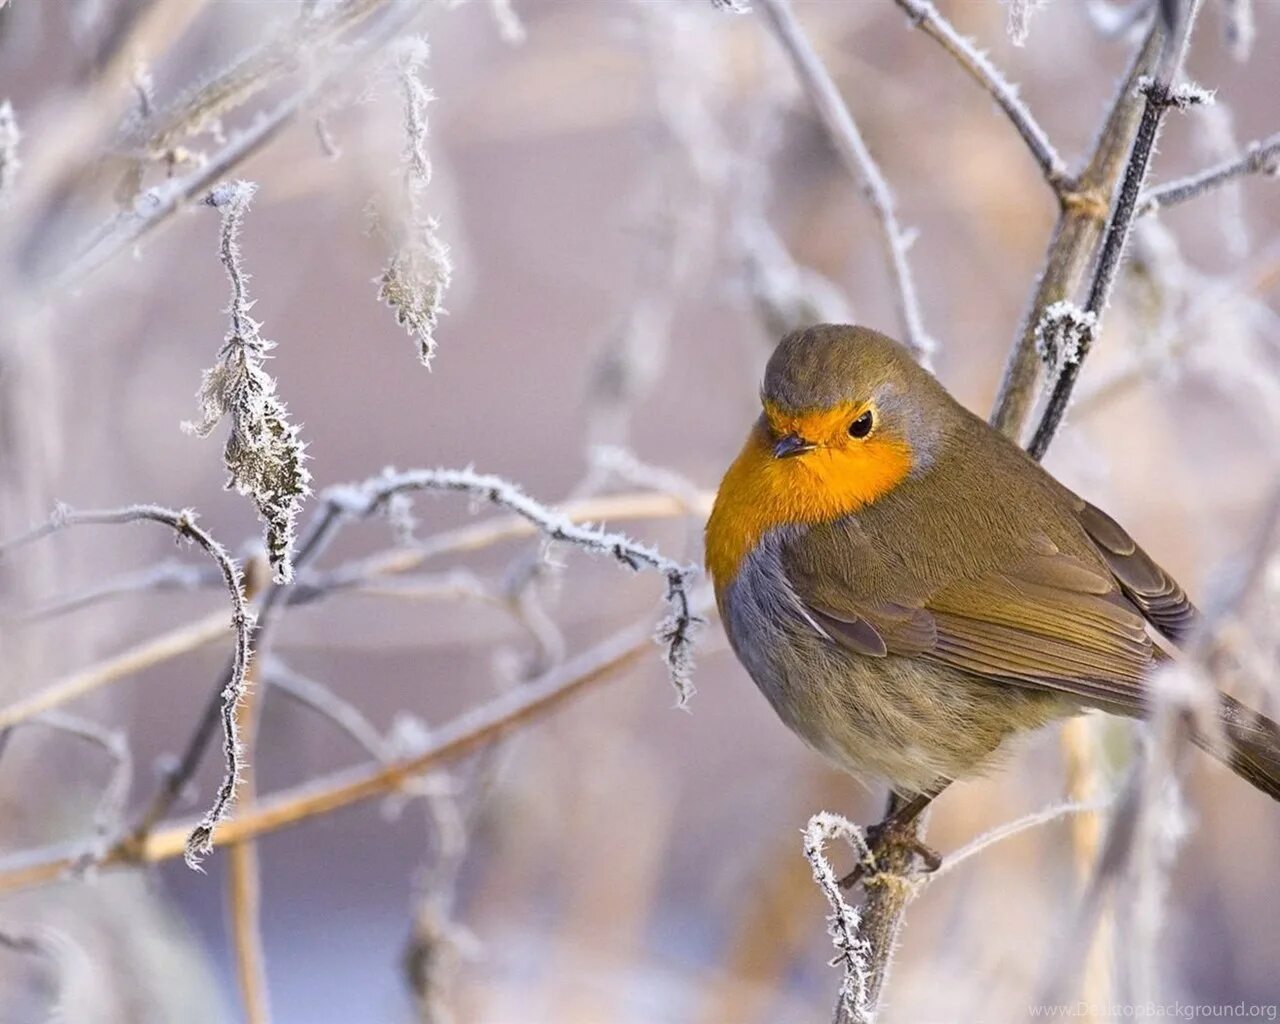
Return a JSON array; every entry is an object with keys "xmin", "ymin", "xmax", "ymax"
[{"xmin": 848, "ymin": 410, "xmax": 874, "ymax": 439}]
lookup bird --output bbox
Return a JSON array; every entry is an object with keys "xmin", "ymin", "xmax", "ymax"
[{"xmin": 705, "ymin": 323, "xmax": 1280, "ymax": 874}]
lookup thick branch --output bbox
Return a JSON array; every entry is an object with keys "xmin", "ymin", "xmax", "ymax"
[
  {"xmin": 1028, "ymin": 1, "xmax": 1206, "ymax": 459},
  {"xmin": 991, "ymin": 22, "xmax": 1163, "ymax": 439}
]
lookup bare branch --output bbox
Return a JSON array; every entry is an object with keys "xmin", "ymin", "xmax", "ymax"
[
  {"xmin": 319, "ymin": 468, "xmax": 703, "ymax": 706},
  {"xmin": 1026, "ymin": 0, "xmax": 1207, "ymax": 458},
  {"xmin": 13, "ymin": 560, "xmax": 217, "ymax": 622},
  {"xmin": 755, "ymin": 0, "xmax": 933, "ymax": 363},
  {"xmin": 1138, "ymin": 129, "xmax": 1280, "ymax": 213},
  {"xmin": 991, "ymin": 22, "xmax": 1163, "ymax": 439},
  {"xmin": 892, "ymin": 0, "xmax": 1069, "ymax": 190},
  {"xmin": 0, "ymin": 611, "xmax": 699, "ymax": 893},
  {"xmin": 0, "ymin": 504, "xmax": 254, "ymax": 868}
]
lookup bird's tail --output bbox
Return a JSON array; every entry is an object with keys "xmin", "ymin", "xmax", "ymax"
[{"xmin": 1194, "ymin": 694, "xmax": 1280, "ymax": 802}]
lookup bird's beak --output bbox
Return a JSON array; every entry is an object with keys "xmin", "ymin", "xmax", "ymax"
[{"xmin": 772, "ymin": 433, "xmax": 815, "ymax": 459}]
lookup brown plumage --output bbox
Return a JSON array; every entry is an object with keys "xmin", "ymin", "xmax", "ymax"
[{"xmin": 706, "ymin": 324, "xmax": 1280, "ymax": 809}]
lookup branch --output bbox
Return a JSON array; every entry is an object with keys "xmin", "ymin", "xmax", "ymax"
[
  {"xmin": 991, "ymin": 21, "xmax": 1164, "ymax": 439},
  {"xmin": 755, "ymin": 0, "xmax": 933, "ymax": 363},
  {"xmin": 0, "ymin": 612, "xmax": 692, "ymax": 893},
  {"xmin": 185, "ymin": 181, "xmax": 311, "ymax": 584},
  {"xmin": 1027, "ymin": 0, "xmax": 1208, "ymax": 459},
  {"xmin": 0, "ymin": 504, "xmax": 256, "ymax": 869},
  {"xmin": 1138, "ymin": 129, "xmax": 1280, "ymax": 213},
  {"xmin": 0, "ymin": 611, "xmax": 230, "ymax": 732},
  {"xmin": 226, "ymin": 653, "xmax": 271, "ymax": 1024},
  {"xmin": 319, "ymin": 468, "xmax": 703, "ymax": 706},
  {"xmin": 0, "ymin": 491, "xmax": 707, "ymax": 733},
  {"xmin": 50, "ymin": 0, "xmax": 425, "ymax": 291},
  {"xmin": 891, "ymin": 0, "xmax": 1069, "ymax": 191},
  {"xmin": 802, "ymin": 813, "xmax": 873, "ymax": 1024}
]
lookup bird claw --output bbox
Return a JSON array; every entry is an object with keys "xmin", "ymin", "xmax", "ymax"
[{"xmin": 837, "ymin": 820, "xmax": 942, "ymax": 890}]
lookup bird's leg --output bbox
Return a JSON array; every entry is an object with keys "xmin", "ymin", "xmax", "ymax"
[{"xmin": 838, "ymin": 786, "xmax": 946, "ymax": 890}]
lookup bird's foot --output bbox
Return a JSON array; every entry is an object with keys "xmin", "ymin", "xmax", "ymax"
[{"xmin": 838, "ymin": 819, "xmax": 942, "ymax": 890}]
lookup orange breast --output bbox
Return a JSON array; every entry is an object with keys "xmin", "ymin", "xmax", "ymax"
[{"xmin": 705, "ymin": 420, "xmax": 912, "ymax": 590}]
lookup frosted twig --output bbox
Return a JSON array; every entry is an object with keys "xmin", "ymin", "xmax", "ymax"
[
  {"xmin": 374, "ymin": 38, "xmax": 453, "ymax": 368},
  {"xmin": 0, "ymin": 610, "xmax": 707, "ymax": 892},
  {"xmin": 802, "ymin": 813, "xmax": 873, "ymax": 1024},
  {"xmin": 185, "ymin": 181, "xmax": 311, "ymax": 585},
  {"xmin": 6, "ymin": 712, "xmax": 134, "ymax": 851},
  {"xmin": 930, "ymin": 797, "xmax": 1112, "ymax": 881},
  {"xmin": 0, "ymin": 101, "xmax": 19, "ymax": 204},
  {"xmin": 319, "ymin": 468, "xmax": 703, "ymax": 705},
  {"xmin": 54, "ymin": 1, "xmax": 424, "ymax": 290},
  {"xmin": 1138, "ymin": 129, "xmax": 1280, "ymax": 214},
  {"xmin": 893, "ymin": 0, "xmax": 1068, "ymax": 190},
  {"xmin": 0, "ymin": 504, "xmax": 253, "ymax": 868},
  {"xmin": 756, "ymin": 0, "xmax": 933, "ymax": 363},
  {"xmin": 1026, "ymin": 0, "xmax": 1206, "ymax": 460}
]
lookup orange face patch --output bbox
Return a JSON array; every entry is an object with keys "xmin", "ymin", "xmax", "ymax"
[{"xmin": 705, "ymin": 401, "xmax": 913, "ymax": 589}]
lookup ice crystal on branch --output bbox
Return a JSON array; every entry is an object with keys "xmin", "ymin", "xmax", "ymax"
[
  {"xmin": 374, "ymin": 38, "xmax": 453, "ymax": 369},
  {"xmin": 1035, "ymin": 300, "xmax": 1097, "ymax": 370},
  {"xmin": 184, "ymin": 181, "xmax": 311, "ymax": 584}
]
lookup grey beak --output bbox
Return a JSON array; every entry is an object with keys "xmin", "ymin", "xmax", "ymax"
[{"xmin": 773, "ymin": 433, "xmax": 815, "ymax": 459}]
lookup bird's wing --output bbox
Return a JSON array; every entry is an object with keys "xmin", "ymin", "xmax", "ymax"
[
  {"xmin": 786, "ymin": 534, "xmax": 1155, "ymax": 715},
  {"xmin": 1072, "ymin": 498, "xmax": 1199, "ymax": 644}
]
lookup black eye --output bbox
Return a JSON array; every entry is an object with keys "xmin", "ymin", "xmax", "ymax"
[{"xmin": 848, "ymin": 410, "xmax": 874, "ymax": 439}]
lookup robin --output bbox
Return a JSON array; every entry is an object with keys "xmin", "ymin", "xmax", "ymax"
[{"xmin": 706, "ymin": 323, "xmax": 1280, "ymax": 874}]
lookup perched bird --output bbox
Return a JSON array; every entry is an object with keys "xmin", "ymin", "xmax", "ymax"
[{"xmin": 706, "ymin": 324, "xmax": 1280, "ymax": 866}]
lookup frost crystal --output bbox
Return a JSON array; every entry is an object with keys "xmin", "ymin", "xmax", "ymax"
[
  {"xmin": 184, "ymin": 181, "xmax": 311, "ymax": 583},
  {"xmin": 1035, "ymin": 300, "xmax": 1097, "ymax": 370}
]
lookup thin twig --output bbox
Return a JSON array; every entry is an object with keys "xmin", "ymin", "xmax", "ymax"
[
  {"xmin": 318, "ymin": 468, "xmax": 703, "ymax": 706},
  {"xmin": 0, "ymin": 611, "xmax": 230, "ymax": 732},
  {"xmin": 891, "ymin": 0, "xmax": 1069, "ymax": 191},
  {"xmin": 0, "ymin": 492, "xmax": 707, "ymax": 733},
  {"xmin": 1138, "ymin": 129, "xmax": 1280, "ymax": 213},
  {"xmin": 226, "ymin": 649, "xmax": 271, "ymax": 1024},
  {"xmin": 755, "ymin": 0, "xmax": 932, "ymax": 363},
  {"xmin": 802, "ymin": 813, "xmax": 873, "ymax": 1024},
  {"xmin": 0, "ymin": 610, "xmax": 697, "ymax": 893},
  {"xmin": 0, "ymin": 504, "xmax": 256, "ymax": 869}
]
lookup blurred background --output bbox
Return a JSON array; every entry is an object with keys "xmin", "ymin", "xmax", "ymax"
[{"xmin": 1, "ymin": 0, "xmax": 1278, "ymax": 1021}]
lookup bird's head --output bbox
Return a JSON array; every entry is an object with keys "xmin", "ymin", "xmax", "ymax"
[
  {"xmin": 759, "ymin": 323, "xmax": 947, "ymax": 493},
  {"xmin": 706, "ymin": 324, "xmax": 952, "ymax": 588}
]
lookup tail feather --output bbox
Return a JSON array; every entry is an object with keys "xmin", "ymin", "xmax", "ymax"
[{"xmin": 1194, "ymin": 694, "xmax": 1280, "ymax": 802}]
